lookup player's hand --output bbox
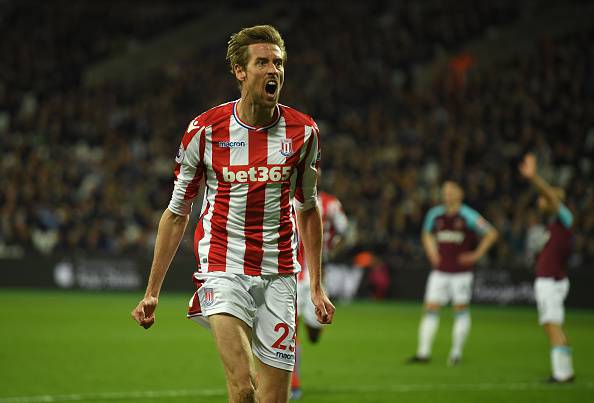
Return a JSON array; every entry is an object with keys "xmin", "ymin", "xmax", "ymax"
[
  {"xmin": 458, "ymin": 251, "xmax": 479, "ymax": 266},
  {"xmin": 519, "ymin": 153, "xmax": 537, "ymax": 179},
  {"xmin": 311, "ymin": 288, "xmax": 335, "ymax": 325},
  {"xmin": 131, "ymin": 296, "xmax": 158, "ymax": 329}
]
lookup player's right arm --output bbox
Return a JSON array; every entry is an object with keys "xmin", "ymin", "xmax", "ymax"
[
  {"xmin": 421, "ymin": 207, "xmax": 441, "ymax": 269},
  {"xmin": 519, "ymin": 153, "xmax": 562, "ymax": 212},
  {"xmin": 132, "ymin": 119, "xmax": 205, "ymax": 329},
  {"xmin": 132, "ymin": 210, "xmax": 190, "ymax": 329}
]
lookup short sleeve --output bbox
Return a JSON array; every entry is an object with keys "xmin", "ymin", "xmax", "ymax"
[
  {"xmin": 167, "ymin": 120, "xmax": 205, "ymax": 216},
  {"xmin": 293, "ymin": 124, "xmax": 320, "ymax": 212},
  {"xmin": 422, "ymin": 206, "xmax": 444, "ymax": 233},
  {"xmin": 557, "ymin": 203, "xmax": 573, "ymax": 228},
  {"xmin": 459, "ymin": 205, "xmax": 494, "ymax": 236}
]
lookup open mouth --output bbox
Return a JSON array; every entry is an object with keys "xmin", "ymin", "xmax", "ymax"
[{"xmin": 265, "ymin": 80, "xmax": 278, "ymax": 95}]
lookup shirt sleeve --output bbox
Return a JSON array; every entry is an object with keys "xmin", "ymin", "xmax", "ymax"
[
  {"xmin": 293, "ymin": 124, "xmax": 320, "ymax": 212},
  {"xmin": 422, "ymin": 206, "xmax": 442, "ymax": 233},
  {"xmin": 460, "ymin": 205, "xmax": 494, "ymax": 236},
  {"xmin": 557, "ymin": 203, "xmax": 573, "ymax": 228},
  {"xmin": 167, "ymin": 120, "xmax": 205, "ymax": 216}
]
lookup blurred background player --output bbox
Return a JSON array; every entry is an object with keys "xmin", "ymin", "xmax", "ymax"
[
  {"xmin": 519, "ymin": 153, "xmax": 575, "ymax": 383},
  {"xmin": 291, "ymin": 188, "xmax": 349, "ymax": 399},
  {"xmin": 409, "ymin": 181, "xmax": 498, "ymax": 365}
]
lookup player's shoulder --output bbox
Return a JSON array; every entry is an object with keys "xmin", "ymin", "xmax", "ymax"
[
  {"xmin": 459, "ymin": 203, "xmax": 480, "ymax": 217},
  {"xmin": 279, "ymin": 104, "xmax": 318, "ymax": 130},
  {"xmin": 427, "ymin": 204, "xmax": 446, "ymax": 217},
  {"xmin": 186, "ymin": 100, "xmax": 234, "ymax": 130}
]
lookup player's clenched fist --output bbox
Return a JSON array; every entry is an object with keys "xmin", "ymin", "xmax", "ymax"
[
  {"xmin": 131, "ymin": 296, "xmax": 158, "ymax": 329},
  {"xmin": 311, "ymin": 289, "xmax": 335, "ymax": 324}
]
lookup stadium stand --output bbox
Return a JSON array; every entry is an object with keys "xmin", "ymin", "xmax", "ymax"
[{"xmin": 1, "ymin": 0, "xmax": 592, "ymax": 275}]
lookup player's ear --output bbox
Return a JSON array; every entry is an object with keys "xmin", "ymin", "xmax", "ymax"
[{"xmin": 234, "ymin": 64, "xmax": 247, "ymax": 81}]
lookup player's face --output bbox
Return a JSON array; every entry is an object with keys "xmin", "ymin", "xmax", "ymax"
[
  {"xmin": 442, "ymin": 182, "xmax": 463, "ymax": 207},
  {"xmin": 240, "ymin": 43, "xmax": 284, "ymax": 108}
]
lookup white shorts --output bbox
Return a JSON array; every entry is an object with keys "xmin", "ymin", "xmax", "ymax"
[
  {"xmin": 297, "ymin": 279, "xmax": 323, "ymax": 330},
  {"xmin": 534, "ymin": 277, "xmax": 569, "ymax": 325},
  {"xmin": 194, "ymin": 272, "xmax": 297, "ymax": 371},
  {"xmin": 424, "ymin": 270, "xmax": 474, "ymax": 306}
]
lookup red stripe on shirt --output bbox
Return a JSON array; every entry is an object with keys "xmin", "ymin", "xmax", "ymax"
[
  {"xmin": 208, "ymin": 120, "xmax": 231, "ymax": 271},
  {"xmin": 243, "ymin": 129, "xmax": 268, "ymax": 275}
]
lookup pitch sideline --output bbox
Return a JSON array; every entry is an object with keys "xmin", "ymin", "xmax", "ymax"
[{"xmin": 1, "ymin": 382, "xmax": 593, "ymax": 402}]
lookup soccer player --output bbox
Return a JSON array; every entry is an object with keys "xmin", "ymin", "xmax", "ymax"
[
  {"xmin": 409, "ymin": 180, "xmax": 498, "ymax": 365},
  {"xmin": 131, "ymin": 25, "xmax": 335, "ymax": 403},
  {"xmin": 518, "ymin": 153, "xmax": 575, "ymax": 383},
  {"xmin": 291, "ymin": 190, "xmax": 349, "ymax": 399}
]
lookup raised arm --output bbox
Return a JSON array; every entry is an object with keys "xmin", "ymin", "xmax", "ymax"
[{"xmin": 519, "ymin": 153, "xmax": 562, "ymax": 212}]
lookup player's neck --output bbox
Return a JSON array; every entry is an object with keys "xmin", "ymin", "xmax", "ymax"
[
  {"xmin": 446, "ymin": 204, "xmax": 461, "ymax": 215},
  {"xmin": 237, "ymin": 98, "xmax": 276, "ymax": 127}
]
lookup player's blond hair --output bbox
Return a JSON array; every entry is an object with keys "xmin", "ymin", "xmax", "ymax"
[{"xmin": 226, "ymin": 25, "xmax": 287, "ymax": 89}]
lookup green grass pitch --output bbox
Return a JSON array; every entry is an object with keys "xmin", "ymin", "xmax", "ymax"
[{"xmin": 0, "ymin": 290, "xmax": 592, "ymax": 402}]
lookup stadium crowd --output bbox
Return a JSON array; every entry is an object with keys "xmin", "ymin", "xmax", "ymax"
[{"xmin": 1, "ymin": 1, "xmax": 593, "ymax": 270}]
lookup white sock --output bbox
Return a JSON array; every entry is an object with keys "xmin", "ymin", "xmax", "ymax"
[
  {"xmin": 450, "ymin": 310, "xmax": 471, "ymax": 359},
  {"xmin": 551, "ymin": 346, "xmax": 574, "ymax": 380},
  {"xmin": 417, "ymin": 312, "xmax": 439, "ymax": 358}
]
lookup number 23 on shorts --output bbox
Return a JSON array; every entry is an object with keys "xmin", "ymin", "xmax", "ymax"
[{"xmin": 272, "ymin": 322, "xmax": 296, "ymax": 352}]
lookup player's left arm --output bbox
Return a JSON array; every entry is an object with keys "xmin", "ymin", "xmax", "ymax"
[
  {"xmin": 295, "ymin": 124, "xmax": 334, "ymax": 324},
  {"xmin": 459, "ymin": 207, "xmax": 499, "ymax": 266}
]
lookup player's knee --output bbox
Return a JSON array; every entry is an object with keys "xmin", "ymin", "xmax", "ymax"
[
  {"xmin": 235, "ymin": 386, "xmax": 256, "ymax": 403},
  {"xmin": 228, "ymin": 371, "xmax": 256, "ymax": 401},
  {"xmin": 424, "ymin": 303, "xmax": 440, "ymax": 314},
  {"xmin": 229, "ymin": 379, "xmax": 255, "ymax": 403}
]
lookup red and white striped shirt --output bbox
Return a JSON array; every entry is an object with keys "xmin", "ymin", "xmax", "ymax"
[
  {"xmin": 297, "ymin": 191, "xmax": 349, "ymax": 282},
  {"xmin": 168, "ymin": 100, "xmax": 320, "ymax": 276}
]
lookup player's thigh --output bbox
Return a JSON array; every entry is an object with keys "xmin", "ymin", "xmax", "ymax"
[
  {"xmin": 424, "ymin": 270, "xmax": 449, "ymax": 306},
  {"xmin": 252, "ymin": 274, "xmax": 297, "ymax": 374},
  {"xmin": 209, "ymin": 313, "xmax": 255, "ymax": 387},
  {"xmin": 451, "ymin": 272, "xmax": 474, "ymax": 306},
  {"xmin": 197, "ymin": 272, "xmax": 257, "ymax": 326},
  {"xmin": 197, "ymin": 273, "xmax": 257, "ymax": 387},
  {"xmin": 535, "ymin": 278, "xmax": 568, "ymax": 325}
]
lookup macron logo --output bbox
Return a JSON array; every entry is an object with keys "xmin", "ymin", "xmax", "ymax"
[{"xmin": 218, "ymin": 141, "xmax": 246, "ymax": 148}]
